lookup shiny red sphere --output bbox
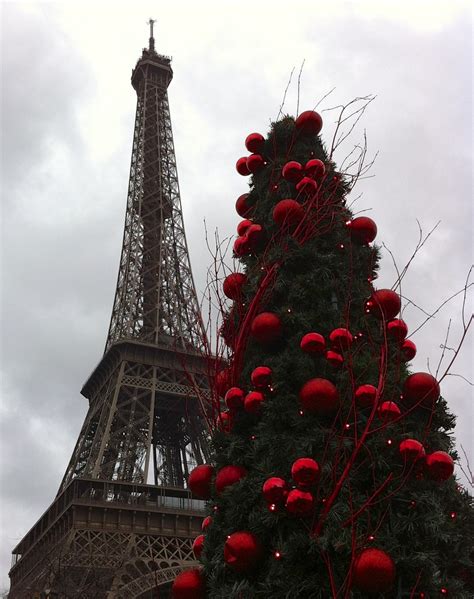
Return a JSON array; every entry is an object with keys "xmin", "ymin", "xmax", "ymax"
[
  {"xmin": 366, "ymin": 289, "xmax": 401, "ymax": 320},
  {"xmin": 355, "ymin": 384, "xmax": 378, "ymax": 408},
  {"xmin": 225, "ymin": 387, "xmax": 245, "ymax": 410},
  {"xmin": 223, "ymin": 272, "xmax": 247, "ymax": 300},
  {"xmin": 326, "ymin": 350, "xmax": 344, "ymax": 368},
  {"xmin": 285, "ymin": 489, "xmax": 314, "ymax": 515},
  {"xmin": 245, "ymin": 223, "xmax": 265, "ymax": 251},
  {"xmin": 282, "ymin": 160, "xmax": 304, "ymax": 182},
  {"xmin": 235, "ymin": 193, "xmax": 254, "ymax": 217},
  {"xmin": 403, "ymin": 372, "xmax": 440, "ymax": 407},
  {"xmin": 352, "ymin": 548, "xmax": 396, "ymax": 593},
  {"xmin": 233, "ymin": 236, "xmax": 250, "ymax": 256},
  {"xmin": 300, "ymin": 332, "xmax": 326, "ymax": 354},
  {"xmin": 246, "ymin": 153, "xmax": 265, "ymax": 173},
  {"xmin": 188, "ymin": 464, "xmax": 214, "ymax": 499},
  {"xmin": 236, "ymin": 156, "xmax": 250, "ymax": 176},
  {"xmin": 295, "ymin": 110, "xmax": 323, "ymax": 135},
  {"xmin": 224, "ymin": 532, "xmax": 262, "ymax": 573},
  {"xmin": 305, "ymin": 158, "xmax": 326, "ymax": 178},
  {"xmin": 273, "ymin": 199, "xmax": 304, "ymax": 227},
  {"xmin": 399, "ymin": 439, "xmax": 425, "ymax": 462},
  {"xmin": 251, "ymin": 366, "xmax": 272, "ymax": 388},
  {"xmin": 425, "ymin": 451, "xmax": 454, "ymax": 481},
  {"xmin": 299, "ymin": 378, "xmax": 339, "ymax": 414},
  {"xmin": 401, "ymin": 339, "xmax": 417, "ymax": 361},
  {"xmin": 172, "ymin": 568, "xmax": 206, "ymax": 599},
  {"xmin": 329, "ymin": 327, "xmax": 353, "ymax": 351},
  {"xmin": 215, "ymin": 465, "xmax": 247, "ymax": 494},
  {"xmin": 236, "ymin": 219, "xmax": 253, "ymax": 237},
  {"xmin": 244, "ymin": 390, "xmax": 265, "ymax": 414},
  {"xmin": 291, "ymin": 457, "xmax": 320, "ymax": 487},
  {"xmin": 192, "ymin": 534, "xmax": 205, "ymax": 559},
  {"xmin": 378, "ymin": 401, "xmax": 401, "ymax": 422},
  {"xmin": 251, "ymin": 312, "xmax": 282, "ymax": 344},
  {"xmin": 201, "ymin": 515, "xmax": 212, "ymax": 531},
  {"xmin": 245, "ymin": 132, "xmax": 265, "ymax": 153},
  {"xmin": 295, "ymin": 176, "xmax": 318, "ymax": 195},
  {"xmin": 217, "ymin": 411, "xmax": 232, "ymax": 433},
  {"xmin": 262, "ymin": 477, "xmax": 287, "ymax": 504},
  {"xmin": 215, "ymin": 368, "xmax": 232, "ymax": 396},
  {"xmin": 387, "ymin": 319, "xmax": 408, "ymax": 341},
  {"xmin": 348, "ymin": 216, "xmax": 378, "ymax": 244}
]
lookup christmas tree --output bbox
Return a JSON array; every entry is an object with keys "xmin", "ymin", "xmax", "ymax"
[{"xmin": 172, "ymin": 109, "xmax": 473, "ymax": 598}]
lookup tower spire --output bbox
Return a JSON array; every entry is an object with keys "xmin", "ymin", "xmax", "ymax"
[{"xmin": 148, "ymin": 17, "xmax": 156, "ymax": 52}]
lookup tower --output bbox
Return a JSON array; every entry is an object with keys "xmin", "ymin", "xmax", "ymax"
[{"xmin": 9, "ymin": 22, "xmax": 210, "ymax": 599}]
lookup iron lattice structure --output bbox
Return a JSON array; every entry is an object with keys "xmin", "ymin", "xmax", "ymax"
[{"xmin": 9, "ymin": 24, "xmax": 210, "ymax": 598}]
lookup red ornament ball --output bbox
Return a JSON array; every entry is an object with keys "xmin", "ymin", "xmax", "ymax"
[
  {"xmin": 233, "ymin": 236, "xmax": 250, "ymax": 256},
  {"xmin": 251, "ymin": 366, "xmax": 272, "ymax": 388},
  {"xmin": 387, "ymin": 318, "xmax": 408, "ymax": 341},
  {"xmin": 192, "ymin": 534, "xmax": 205, "ymax": 559},
  {"xmin": 399, "ymin": 439, "xmax": 425, "ymax": 462},
  {"xmin": 295, "ymin": 110, "xmax": 323, "ymax": 135},
  {"xmin": 401, "ymin": 339, "xmax": 417, "ymax": 361},
  {"xmin": 425, "ymin": 451, "xmax": 454, "ymax": 481},
  {"xmin": 366, "ymin": 289, "xmax": 401, "ymax": 320},
  {"xmin": 348, "ymin": 216, "xmax": 378, "ymax": 244},
  {"xmin": 224, "ymin": 531, "xmax": 262, "ymax": 573},
  {"xmin": 223, "ymin": 272, "xmax": 247, "ymax": 300},
  {"xmin": 236, "ymin": 157, "xmax": 250, "ymax": 176},
  {"xmin": 235, "ymin": 193, "xmax": 254, "ymax": 218},
  {"xmin": 326, "ymin": 350, "xmax": 344, "ymax": 368},
  {"xmin": 403, "ymin": 372, "xmax": 440, "ymax": 407},
  {"xmin": 172, "ymin": 568, "xmax": 206, "ymax": 599},
  {"xmin": 352, "ymin": 548, "xmax": 396, "ymax": 593},
  {"xmin": 201, "ymin": 515, "xmax": 212, "ymax": 531},
  {"xmin": 262, "ymin": 477, "xmax": 287, "ymax": 504},
  {"xmin": 378, "ymin": 401, "xmax": 401, "ymax": 422},
  {"xmin": 225, "ymin": 387, "xmax": 245, "ymax": 410},
  {"xmin": 215, "ymin": 368, "xmax": 232, "ymax": 396},
  {"xmin": 245, "ymin": 132, "xmax": 265, "ymax": 153},
  {"xmin": 299, "ymin": 378, "xmax": 340, "ymax": 414},
  {"xmin": 291, "ymin": 458, "xmax": 320, "ymax": 487},
  {"xmin": 286, "ymin": 489, "xmax": 314, "ymax": 515},
  {"xmin": 215, "ymin": 465, "xmax": 247, "ymax": 494},
  {"xmin": 300, "ymin": 332, "xmax": 326, "ymax": 354},
  {"xmin": 295, "ymin": 176, "xmax": 318, "ymax": 195},
  {"xmin": 244, "ymin": 390, "xmax": 265, "ymax": 414},
  {"xmin": 273, "ymin": 199, "xmax": 304, "ymax": 228},
  {"xmin": 282, "ymin": 160, "xmax": 304, "ymax": 182},
  {"xmin": 251, "ymin": 312, "xmax": 282, "ymax": 344},
  {"xmin": 246, "ymin": 153, "xmax": 265, "ymax": 173},
  {"xmin": 217, "ymin": 411, "xmax": 232, "ymax": 433},
  {"xmin": 329, "ymin": 327, "xmax": 353, "ymax": 351},
  {"xmin": 245, "ymin": 223, "xmax": 265, "ymax": 251},
  {"xmin": 355, "ymin": 384, "xmax": 377, "ymax": 408},
  {"xmin": 236, "ymin": 219, "xmax": 253, "ymax": 237},
  {"xmin": 188, "ymin": 464, "xmax": 214, "ymax": 499},
  {"xmin": 305, "ymin": 158, "xmax": 326, "ymax": 179}
]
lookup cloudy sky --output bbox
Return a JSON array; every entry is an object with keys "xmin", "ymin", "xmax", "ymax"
[{"xmin": 0, "ymin": 0, "xmax": 472, "ymax": 590}]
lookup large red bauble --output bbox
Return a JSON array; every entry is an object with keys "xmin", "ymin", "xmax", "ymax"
[
  {"xmin": 401, "ymin": 339, "xmax": 417, "ymax": 361},
  {"xmin": 246, "ymin": 153, "xmax": 265, "ymax": 173},
  {"xmin": 299, "ymin": 378, "xmax": 339, "ymax": 414},
  {"xmin": 245, "ymin": 132, "xmax": 265, "ymax": 153},
  {"xmin": 352, "ymin": 548, "xmax": 396, "ymax": 593},
  {"xmin": 225, "ymin": 387, "xmax": 245, "ymax": 410},
  {"xmin": 245, "ymin": 223, "xmax": 265, "ymax": 251},
  {"xmin": 192, "ymin": 534, "xmax": 205, "ymax": 559},
  {"xmin": 233, "ymin": 236, "xmax": 249, "ymax": 256},
  {"xmin": 305, "ymin": 158, "xmax": 325, "ymax": 178},
  {"xmin": 355, "ymin": 384, "xmax": 377, "ymax": 408},
  {"xmin": 366, "ymin": 289, "xmax": 401, "ymax": 320},
  {"xmin": 329, "ymin": 327, "xmax": 353, "ymax": 351},
  {"xmin": 348, "ymin": 216, "xmax": 378, "ymax": 244},
  {"xmin": 244, "ymin": 390, "xmax": 265, "ymax": 414},
  {"xmin": 285, "ymin": 489, "xmax": 314, "ymax": 515},
  {"xmin": 251, "ymin": 312, "xmax": 282, "ymax": 344},
  {"xmin": 215, "ymin": 368, "xmax": 232, "ymax": 396},
  {"xmin": 172, "ymin": 568, "xmax": 206, "ymax": 599},
  {"xmin": 326, "ymin": 350, "xmax": 344, "ymax": 368},
  {"xmin": 188, "ymin": 464, "xmax": 214, "ymax": 499},
  {"xmin": 291, "ymin": 458, "xmax": 320, "ymax": 487},
  {"xmin": 235, "ymin": 193, "xmax": 254, "ymax": 217},
  {"xmin": 425, "ymin": 451, "xmax": 454, "ymax": 481},
  {"xmin": 251, "ymin": 366, "xmax": 272, "ymax": 388},
  {"xmin": 399, "ymin": 439, "xmax": 425, "ymax": 462},
  {"xmin": 300, "ymin": 332, "xmax": 326, "ymax": 354},
  {"xmin": 403, "ymin": 372, "xmax": 440, "ymax": 407},
  {"xmin": 224, "ymin": 531, "xmax": 262, "ymax": 573},
  {"xmin": 201, "ymin": 515, "xmax": 212, "ymax": 531},
  {"xmin": 295, "ymin": 176, "xmax": 318, "ymax": 195},
  {"xmin": 273, "ymin": 199, "xmax": 304, "ymax": 227},
  {"xmin": 215, "ymin": 465, "xmax": 247, "ymax": 494},
  {"xmin": 295, "ymin": 110, "xmax": 323, "ymax": 135},
  {"xmin": 237, "ymin": 219, "xmax": 253, "ymax": 237},
  {"xmin": 223, "ymin": 272, "xmax": 247, "ymax": 300},
  {"xmin": 236, "ymin": 157, "xmax": 250, "ymax": 176},
  {"xmin": 262, "ymin": 477, "xmax": 287, "ymax": 504},
  {"xmin": 378, "ymin": 401, "xmax": 401, "ymax": 422},
  {"xmin": 387, "ymin": 319, "xmax": 408, "ymax": 341},
  {"xmin": 282, "ymin": 160, "xmax": 304, "ymax": 182}
]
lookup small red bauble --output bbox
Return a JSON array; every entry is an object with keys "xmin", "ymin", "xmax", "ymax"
[
  {"xmin": 299, "ymin": 378, "xmax": 339, "ymax": 414},
  {"xmin": 403, "ymin": 372, "xmax": 440, "ymax": 407},
  {"xmin": 217, "ymin": 411, "xmax": 232, "ymax": 433},
  {"xmin": 295, "ymin": 176, "xmax": 318, "ymax": 195},
  {"xmin": 251, "ymin": 312, "xmax": 282, "ymax": 344},
  {"xmin": 352, "ymin": 548, "xmax": 396, "ymax": 593},
  {"xmin": 291, "ymin": 458, "xmax": 320, "ymax": 487},
  {"xmin": 246, "ymin": 153, "xmax": 265, "ymax": 173},
  {"xmin": 236, "ymin": 157, "xmax": 250, "ymax": 176},
  {"xmin": 399, "ymin": 439, "xmax": 425, "ymax": 462},
  {"xmin": 366, "ymin": 289, "xmax": 401, "ymax": 320},
  {"xmin": 235, "ymin": 193, "xmax": 254, "ymax": 217},
  {"xmin": 223, "ymin": 272, "xmax": 247, "ymax": 300},
  {"xmin": 300, "ymin": 332, "xmax": 326, "ymax": 354},
  {"xmin": 295, "ymin": 110, "xmax": 323, "ymax": 135},
  {"xmin": 329, "ymin": 327, "xmax": 353, "ymax": 351},
  {"xmin": 282, "ymin": 160, "xmax": 304, "ymax": 182},
  {"xmin": 326, "ymin": 350, "xmax": 344, "ymax": 368},
  {"xmin": 378, "ymin": 401, "xmax": 401, "ymax": 422},
  {"xmin": 401, "ymin": 339, "xmax": 417, "ymax": 361},
  {"xmin": 273, "ymin": 199, "xmax": 304, "ymax": 227},
  {"xmin": 347, "ymin": 216, "xmax": 378, "ymax": 244},
  {"xmin": 425, "ymin": 451, "xmax": 454, "ymax": 481},
  {"xmin": 215, "ymin": 465, "xmax": 247, "ymax": 494},
  {"xmin": 387, "ymin": 319, "xmax": 408, "ymax": 341},
  {"xmin": 355, "ymin": 384, "xmax": 378, "ymax": 408},
  {"xmin": 225, "ymin": 387, "xmax": 245, "ymax": 410},
  {"xmin": 244, "ymin": 390, "xmax": 265, "ymax": 414},
  {"xmin": 286, "ymin": 489, "xmax": 314, "ymax": 515},
  {"xmin": 236, "ymin": 219, "xmax": 253, "ymax": 237},
  {"xmin": 305, "ymin": 158, "xmax": 326, "ymax": 179},
  {"xmin": 233, "ymin": 236, "xmax": 249, "ymax": 256},
  {"xmin": 245, "ymin": 223, "xmax": 265, "ymax": 251},
  {"xmin": 245, "ymin": 132, "xmax": 265, "ymax": 153},
  {"xmin": 224, "ymin": 531, "xmax": 262, "ymax": 573},
  {"xmin": 172, "ymin": 568, "xmax": 206, "ymax": 599},
  {"xmin": 192, "ymin": 534, "xmax": 205, "ymax": 559},
  {"xmin": 215, "ymin": 368, "xmax": 232, "ymax": 396},
  {"xmin": 201, "ymin": 515, "xmax": 212, "ymax": 531},
  {"xmin": 251, "ymin": 366, "xmax": 272, "ymax": 388},
  {"xmin": 188, "ymin": 464, "xmax": 214, "ymax": 499},
  {"xmin": 262, "ymin": 477, "xmax": 287, "ymax": 504}
]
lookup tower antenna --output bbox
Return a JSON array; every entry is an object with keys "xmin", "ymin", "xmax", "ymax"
[{"xmin": 148, "ymin": 18, "xmax": 156, "ymax": 52}]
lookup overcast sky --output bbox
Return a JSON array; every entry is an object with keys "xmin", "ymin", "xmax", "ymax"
[{"xmin": 0, "ymin": 0, "xmax": 472, "ymax": 590}]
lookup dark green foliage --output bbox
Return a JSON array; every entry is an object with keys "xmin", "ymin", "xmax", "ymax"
[{"xmin": 202, "ymin": 115, "xmax": 474, "ymax": 598}]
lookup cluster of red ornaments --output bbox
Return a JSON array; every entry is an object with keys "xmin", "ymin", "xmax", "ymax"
[{"xmin": 300, "ymin": 327, "xmax": 353, "ymax": 370}]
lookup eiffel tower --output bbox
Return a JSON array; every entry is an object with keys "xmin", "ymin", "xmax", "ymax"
[{"xmin": 9, "ymin": 21, "xmax": 210, "ymax": 599}]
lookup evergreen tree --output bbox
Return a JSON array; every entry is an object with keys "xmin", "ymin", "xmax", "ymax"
[{"xmin": 173, "ymin": 110, "xmax": 473, "ymax": 598}]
